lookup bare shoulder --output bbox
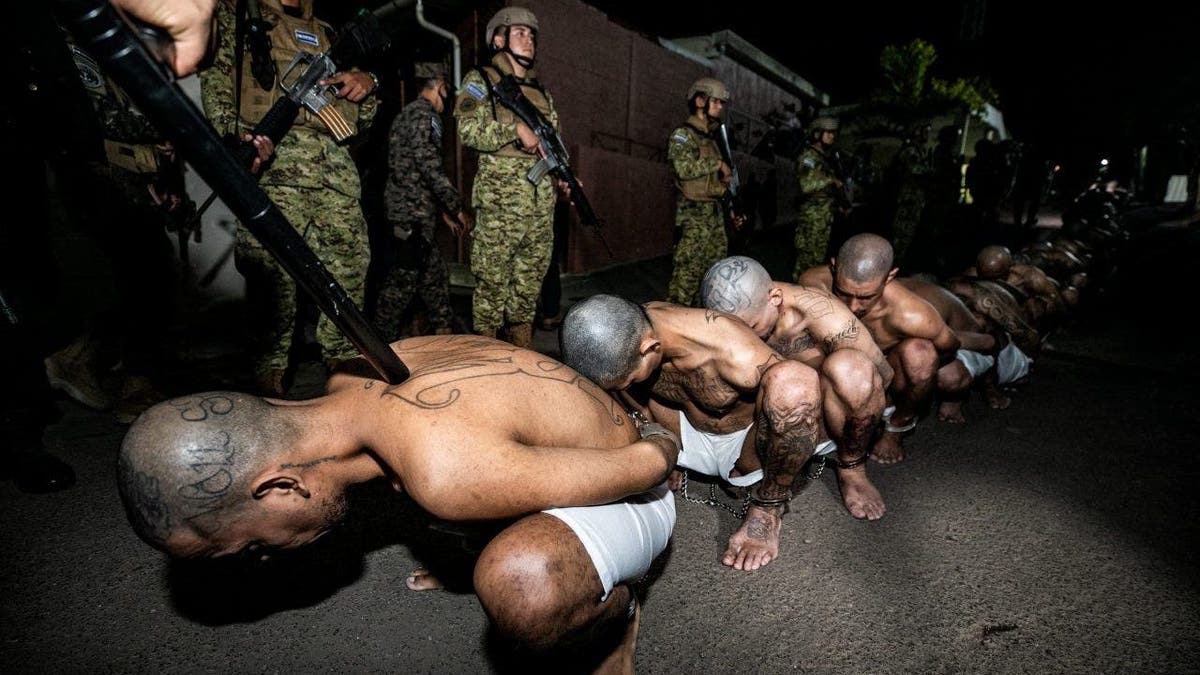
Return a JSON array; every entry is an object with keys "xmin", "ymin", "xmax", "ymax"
[{"xmin": 798, "ymin": 266, "xmax": 832, "ymax": 290}]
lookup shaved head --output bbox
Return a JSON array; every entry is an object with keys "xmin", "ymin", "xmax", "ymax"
[
  {"xmin": 701, "ymin": 256, "xmax": 772, "ymax": 317},
  {"xmin": 836, "ymin": 234, "xmax": 895, "ymax": 283},
  {"xmin": 560, "ymin": 294, "xmax": 650, "ymax": 388},
  {"xmin": 976, "ymin": 245, "xmax": 1014, "ymax": 279},
  {"xmin": 117, "ymin": 392, "xmax": 297, "ymax": 549}
]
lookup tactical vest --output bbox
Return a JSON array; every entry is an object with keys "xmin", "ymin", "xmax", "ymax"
[
  {"xmin": 475, "ymin": 54, "xmax": 552, "ymax": 159},
  {"xmin": 236, "ymin": 0, "xmax": 359, "ymax": 137},
  {"xmin": 69, "ymin": 43, "xmax": 160, "ymax": 174},
  {"xmin": 675, "ymin": 121, "xmax": 726, "ymax": 202}
]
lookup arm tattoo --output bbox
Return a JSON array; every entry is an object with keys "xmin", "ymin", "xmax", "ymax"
[
  {"xmin": 822, "ymin": 319, "xmax": 861, "ymax": 352},
  {"xmin": 795, "ymin": 291, "xmax": 834, "ymax": 319},
  {"xmin": 774, "ymin": 332, "xmax": 815, "ymax": 357}
]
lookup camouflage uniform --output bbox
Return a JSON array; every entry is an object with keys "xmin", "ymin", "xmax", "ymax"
[
  {"xmin": 67, "ymin": 39, "xmax": 182, "ymax": 373},
  {"xmin": 200, "ymin": 0, "xmax": 377, "ymax": 376},
  {"xmin": 454, "ymin": 53, "xmax": 556, "ymax": 335},
  {"xmin": 794, "ymin": 144, "xmax": 840, "ymax": 279},
  {"xmin": 375, "ymin": 96, "xmax": 463, "ymax": 339},
  {"xmin": 667, "ymin": 119, "xmax": 728, "ymax": 306}
]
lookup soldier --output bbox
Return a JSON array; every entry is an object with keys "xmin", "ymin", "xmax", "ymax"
[
  {"xmin": 794, "ymin": 116, "xmax": 848, "ymax": 281},
  {"xmin": 200, "ymin": 0, "xmax": 381, "ymax": 396},
  {"xmin": 56, "ymin": 33, "xmax": 201, "ymax": 422},
  {"xmin": 454, "ymin": 7, "xmax": 561, "ymax": 348},
  {"xmin": 375, "ymin": 63, "xmax": 472, "ymax": 340},
  {"xmin": 666, "ymin": 77, "xmax": 742, "ymax": 306}
]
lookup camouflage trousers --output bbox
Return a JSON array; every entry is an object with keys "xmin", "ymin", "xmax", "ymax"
[
  {"xmin": 374, "ymin": 233, "xmax": 454, "ymax": 340},
  {"xmin": 469, "ymin": 181, "xmax": 555, "ymax": 332},
  {"xmin": 667, "ymin": 200, "xmax": 727, "ymax": 306},
  {"xmin": 235, "ymin": 184, "xmax": 369, "ymax": 374},
  {"xmin": 793, "ymin": 202, "xmax": 834, "ymax": 281}
]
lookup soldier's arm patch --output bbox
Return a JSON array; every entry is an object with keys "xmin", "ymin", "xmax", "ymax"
[
  {"xmin": 457, "ymin": 96, "xmax": 478, "ymax": 114},
  {"xmin": 465, "ymin": 82, "xmax": 486, "ymax": 100},
  {"xmin": 801, "ymin": 157, "xmax": 816, "ymax": 169},
  {"xmin": 672, "ymin": 131, "xmax": 689, "ymax": 144}
]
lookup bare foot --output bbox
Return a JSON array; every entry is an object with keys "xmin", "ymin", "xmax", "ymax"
[
  {"xmin": 937, "ymin": 400, "xmax": 966, "ymax": 423},
  {"xmin": 594, "ymin": 598, "xmax": 639, "ymax": 675},
  {"xmin": 984, "ymin": 387, "xmax": 1011, "ymax": 409},
  {"xmin": 871, "ymin": 430, "xmax": 906, "ymax": 464},
  {"xmin": 404, "ymin": 567, "xmax": 444, "ymax": 591},
  {"xmin": 667, "ymin": 468, "xmax": 684, "ymax": 492},
  {"xmin": 721, "ymin": 504, "xmax": 782, "ymax": 571},
  {"xmin": 836, "ymin": 465, "xmax": 886, "ymax": 520}
]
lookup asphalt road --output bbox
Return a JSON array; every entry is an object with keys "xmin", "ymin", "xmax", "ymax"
[{"xmin": 2, "ymin": 215, "xmax": 1197, "ymax": 673}]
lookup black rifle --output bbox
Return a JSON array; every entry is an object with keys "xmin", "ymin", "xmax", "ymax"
[
  {"xmin": 713, "ymin": 121, "xmax": 746, "ymax": 244},
  {"xmin": 490, "ymin": 74, "xmax": 612, "ymax": 257},
  {"xmin": 53, "ymin": 0, "xmax": 409, "ymax": 385},
  {"xmin": 189, "ymin": 5, "xmax": 391, "ymax": 223}
]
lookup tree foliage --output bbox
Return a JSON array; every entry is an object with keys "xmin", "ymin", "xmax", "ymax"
[{"xmin": 878, "ymin": 39, "xmax": 997, "ymax": 116}]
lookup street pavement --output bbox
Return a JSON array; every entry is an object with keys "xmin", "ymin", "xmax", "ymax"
[{"xmin": 2, "ymin": 212, "xmax": 1198, "ymax": 674}]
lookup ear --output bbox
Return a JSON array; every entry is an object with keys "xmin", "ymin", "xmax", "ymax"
[
  {"xmin": 885, "ymin": 267, "xmax": 899, "ymax": 284},
  {"xmin": 253, "ymin": 474, "xmax": 311, "ymax": 500},
  {"xmin": 768, "ymin": 286, "xmax": 784, "ymax": 308},
  {"xmin": 638, "ymin": 333, "xmax": 661, "ymax": 358}
]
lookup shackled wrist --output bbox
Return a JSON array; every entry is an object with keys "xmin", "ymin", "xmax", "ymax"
[{"xmin": 367, "ymin": 71, "xmax": 380, "ymax": 93}]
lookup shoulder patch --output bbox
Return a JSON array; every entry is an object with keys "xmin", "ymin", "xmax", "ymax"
[
  {"xmin": 801, "ymin": 157, "xmax": 816, "ymax": 169},
  {"xmin": 465, "ymin": 82, "xmax": 486, "ymax": 100},
  {"xmin": 457, "ymin": 96, "xmax": 478, "ymax": 114},
  {"xmin": 69, "ymin": 45, "xmax": 105, "ymax": 90},
  {"xmin": 672, "ymin": 131, "xmax": 689, "ymax": 144},
  {"xmin": 294, "ymin": 30, "xmax": 320, "ymax": 47}
]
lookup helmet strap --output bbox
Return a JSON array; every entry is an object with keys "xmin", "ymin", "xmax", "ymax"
[{"xmin": 500, "ymin": 26, "xmax": 536, "ymax": 70}]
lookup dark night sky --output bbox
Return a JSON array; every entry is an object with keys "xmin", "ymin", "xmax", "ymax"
[{"xmin": 584, "ymin": 0, "xmax": 1198, "ymax": 172}]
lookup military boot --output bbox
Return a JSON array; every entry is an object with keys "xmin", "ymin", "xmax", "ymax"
[
  {"xmin": 44, "ymin": 333, "xmax": 113, "ymax": 411},
  {"xmin": 508, "ymin": 323, "xmax": 533, "ymax": 349}
]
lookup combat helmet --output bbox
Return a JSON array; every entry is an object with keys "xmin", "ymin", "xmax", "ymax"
[
  {"xmin": 810, "ymin": 116, "xmax": 840, "ymax": 132},
  {"xmin": 688, "ymin": 77, "xmax": 731, "ymax": 103},
  {"xmin": 486, "ymin": 7, "xmax": 539, "ymax": 42}
]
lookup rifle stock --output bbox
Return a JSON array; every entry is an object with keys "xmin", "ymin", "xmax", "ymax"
[{"xmin": 54, "ymin": 0, "xmax": 409, "ymax": 385}]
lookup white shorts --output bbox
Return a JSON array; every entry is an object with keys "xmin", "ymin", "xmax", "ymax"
[
  {"xmin": 677, "ymin": 412, "xmax": 835, "ymax": 488},
  {"xmin": 544, "ymin": 483, "xmax": 675, "ymax": 601},
  {"xmin": 956, "ymin": 349, "xmax": 996, "ymax": 379},
  {"xmin": 954, "ymin": 343, "xmax": 1032, "ymax": 385},
  {"xmin": 997, "ymin": 342, "xmax": 1032, "ymax": 384}
]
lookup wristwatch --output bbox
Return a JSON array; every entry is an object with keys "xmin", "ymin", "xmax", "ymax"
[{"xmin": 367, "ymin": 71, "xmax": 380, "ymax": 93}]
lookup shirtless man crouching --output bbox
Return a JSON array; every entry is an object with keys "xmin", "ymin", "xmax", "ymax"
[
  {"xmin": 799, "ymin": 234, "xmax": 960, "ymax": 464},
  {"xmin": 117, "ymin": 335, "xmax": 679, "ymax": 673},
  {"xmin": 700, "ymin": 255, "xmax": 892, "ymax": 520},
  {"xmin": 560, "ymin": 294, "xmax": 823, "ymax": 572}
]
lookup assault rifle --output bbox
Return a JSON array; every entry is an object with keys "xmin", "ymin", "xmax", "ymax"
[
  {"xmin": 188, "ymin": 5, "xmax": 392, "ymax": 222},
  {"xmin": 713, "ymin": 121, "xmax": 747, "ymax": 243},
  {"xmin": 491, "ymin": 74, "xmax": 612, "ymax": 257},
  {"xmin": 54, "ymin": 0, "xmax": 410, "ymax": 385}
]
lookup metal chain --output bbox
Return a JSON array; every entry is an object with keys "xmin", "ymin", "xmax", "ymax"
[
  {"xmin": 679, "ymin": 470, "xmax": 750, "ymax": 519},
  {"xmin": 678, "ymin": 455, "xmax": 828, "ymax": 520}
]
